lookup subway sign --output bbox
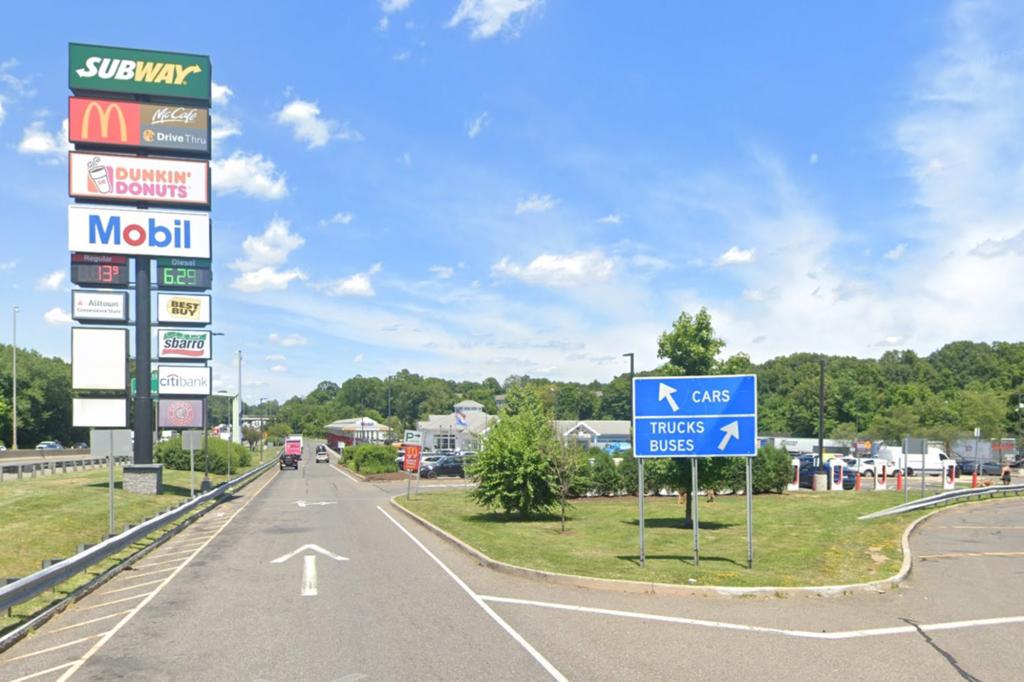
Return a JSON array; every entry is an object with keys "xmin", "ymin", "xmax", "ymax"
[
  {"xmin": 69, "ymin": 43, "xmax": 211, "ymax": 102},
  {"xmin": 68, "ymin": 97, "xmax": 210, "ymax": 156},
  {"xmin": 68, "ymin": 205, "xmax": 211, "ymax": 258}
]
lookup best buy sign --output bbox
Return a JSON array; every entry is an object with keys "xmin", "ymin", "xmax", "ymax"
[{"xmin": 69, "ymin": 43, "xmax": 211, "ymax": 102}]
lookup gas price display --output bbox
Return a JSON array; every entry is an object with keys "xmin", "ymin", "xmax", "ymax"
[
  {"xmin": 70, "ymin": 254, "xmax": 129, "ymax": 287},
  {"xmin": 157, "ymin": 258, "xmax": 212, "ymax": 290}
]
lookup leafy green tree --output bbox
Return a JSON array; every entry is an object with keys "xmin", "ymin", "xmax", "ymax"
[
  {"xmin": 554, "ymin": 384, "xmax": 598, "ymax": 420},
  {"xmin": 588, "ymin": 449, "xmax": 622, "ymax": 496},
  {"xmin": 467, "ymin": 386, "xmax": 558, "ymax": 518},
  {"xmin": 722, "ymin": 445, "xmax": 792, "ymax": 494},
  {"xmin": 656, "ymin": 307, "xmax": 724, "ymax": 376},
  {"xmin": 549, "ymin": 440, "xmax": 589, "ymax": 531}
]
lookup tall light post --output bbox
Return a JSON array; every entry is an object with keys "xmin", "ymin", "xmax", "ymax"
[
  {"xmin": 233, "ymin": 350, "xmax": 242, "ymax": 445},
  {"xmin": 11, "ymin": 306, "xmax": 18, "ymax": 450},
  {"xmin": 258, "ymin": 397, "xmax": 269, "ymax": 463},
  {"xmin": 623, "ymin": 352, "xmax": 641, "ymax": 567}
]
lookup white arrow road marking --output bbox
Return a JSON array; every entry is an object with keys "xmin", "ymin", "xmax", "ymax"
[
  {"xmin": 658, "ymin": 383, "xmax": 679, "ymax": 412},
  {"xmin": 718, "ymin": 421, "xmax": 739, "ymax": 450},
  {"xmin": 296, "ymin": 500, "xmax": 338, "ymax": 508},
  {"xmin": 270, "ymin": 544, "xmax": 349, "ymax": 564},
  {"xmin": 302, "ymin": 555, "xmax": 318, "ymax": 596}
]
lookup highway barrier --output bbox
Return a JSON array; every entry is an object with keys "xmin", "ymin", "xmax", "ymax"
[
  {"xmin": 0, "ymin": 456, "xmax": 130, "ymax": 482},
  {"xmin": 0, "ymin": 458, "xmax": 276, "ymax": 617},
  {"xmin": 858, "ymin": 482, "xmax": 1024, "ymax": 521}
]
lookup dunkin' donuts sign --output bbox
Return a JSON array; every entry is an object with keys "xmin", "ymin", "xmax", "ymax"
[
  {"xmin": 68, "ymin": 97, "xmax": 210, "ymax": 155},
  {"xmin": 69, "ymin": 152, "xmax": 209, "ymax": 207}
]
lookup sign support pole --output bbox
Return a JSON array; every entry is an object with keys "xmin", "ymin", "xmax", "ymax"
[
  {"xmin": 746, "ymin": 456, "xmax": 753, "ymax": 569},
  {"xmin": 189, "ymin": 440, "xmax": 195, "ymax": 498},
  {"xmin": 691, "ymin": 458, "xmax": 700, "ymax": 567},
  {"xmin": 134, "ymin": 255, "xmax": 154, "ymax": 465},
  {"xmin": 107, "ymin": 430, "xmax": 115, "ymax": 537},
  {"xmin": 638, "ymin": 459, "xmax": 645, "ymax": 568}
]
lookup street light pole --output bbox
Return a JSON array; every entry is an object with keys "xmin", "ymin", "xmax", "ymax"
[
  {"xmin": 11, "ymin": 306, "xmax": 18, "ymax": 450},
  {"xmin": 624, "ymin": 352, "xmax": 641, "ymax": 567},
  {"xmin": 258, "ymin": 397, "xmax": 268, "ymax": 463}
]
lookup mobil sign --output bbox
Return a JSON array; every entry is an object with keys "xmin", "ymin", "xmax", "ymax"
[{"xmin": 68, "ymin": 205, "xmax": 210, "ymax": 258}]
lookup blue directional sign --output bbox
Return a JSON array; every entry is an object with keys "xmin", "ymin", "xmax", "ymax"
[{"xmin": 632, "ymin": 374, "xmax": 757, "ymax": 458}]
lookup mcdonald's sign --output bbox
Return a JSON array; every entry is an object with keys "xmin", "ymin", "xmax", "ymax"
[{"xmin": 69, "ymin": 97, "xmax": 209, "ymax": 155}]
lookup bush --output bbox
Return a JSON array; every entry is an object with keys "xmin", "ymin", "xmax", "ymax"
[
  {"xmin": 588, "ymin": 449, "xmax": 622, "ymax": 496},
  {"xmin": 344, "ymin": 444, "xmax": 396, "ymax": 474},
  {"xmin": 155, "ymin": 436, "xmax": 251, "ymax": 476},
  {"xmin": 722, "ymin": 444, "xmax": 793, "ymax": 494},
  {"xmin": 617, "ymin": 450, "xmax": 639, "ymax": 496}
]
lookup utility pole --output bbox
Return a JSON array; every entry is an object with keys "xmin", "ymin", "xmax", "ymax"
[
  {"xmin": 11, "ymin": 306, "xmax": 18, "ymax": 450},
  {"xmin": 234, "ymin": 349, "xmax": 242, "ymax": 445}
]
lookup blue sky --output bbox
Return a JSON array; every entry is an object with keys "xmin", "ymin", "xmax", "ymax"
[{"xmin": 1, "ymin": 0, "xmax": 1023, "ymax": 401}]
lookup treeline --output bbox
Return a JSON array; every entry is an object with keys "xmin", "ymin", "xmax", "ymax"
[{"xmin": 0, "ymin": 343, "xmax": 84, "ymax": 448}]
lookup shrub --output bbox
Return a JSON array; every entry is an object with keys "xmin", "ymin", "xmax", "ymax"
[
  {"xmin": 155, "ymin": 437, "xmax": 251, "ymax": 476},
  {"xmin": 722, "ymin": 444, "xmax": 793, "ymax": 494},
  {"xmin": 345, "ymin": 444, "xmax": 396, "ymax": 474},
  {"xmin": 617, "ymin": 450, "xmax": 639, "ymax": 496},
  {"xmin": 588, "ymin": 449, "xmax": 622, "ymax": 496}
]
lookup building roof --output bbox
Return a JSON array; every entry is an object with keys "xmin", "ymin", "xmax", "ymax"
[
  {"xmin": 554, "ymin": 420, "xmax": 632, "ymax": 438},
  {"xmin": 418, "ymin": 410, "xmax": 496, "ymax": 435},
  {"xmin": 324, "ymin": 417, "xmax": 388, "ymax": 435},
  {"xmin": 454, "ymin": 399, "xmax": 484, "ymax": 409}
]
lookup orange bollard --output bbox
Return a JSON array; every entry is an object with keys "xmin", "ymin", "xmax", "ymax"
[
  {"xmin": 896, "ymin": 470, "xmax": 903, "ymax": 491},
  {"xmin": 971, "ymin": 470, "xmax": 979, "ymax": 488},
  {"xmin": 855, "ymin": 472, "xmax": 862, "ymax": 491}
]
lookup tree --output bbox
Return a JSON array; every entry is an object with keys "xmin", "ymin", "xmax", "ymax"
[
  {"xmin": 549, "ymin": 440, "xmax": 588, "ymax": 531},
  {"xmin": 467, "ymin": 386, "xmax": 558, "ymax": 518},
  {"xmin": 588, "ymin": 449, "xmax": 622, "ymax": 496},
  {"xmin": 656, "ymin": 307, "xmax": 724, "ymax": 376}
]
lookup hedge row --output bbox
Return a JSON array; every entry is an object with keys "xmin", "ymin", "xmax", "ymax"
[
  {"xmin": 155, "ymin": 436, "xmax": 252, "ymax": 476},
  {"xmin": 343, "ymin": 444, "xmax": 396, "ymax": 474}
]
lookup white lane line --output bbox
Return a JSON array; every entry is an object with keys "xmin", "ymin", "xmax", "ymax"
[
  {"xmin": 44, "ymin": 610, "xmax": 133, "ymax": 636},
  {"xmin": 56, "ymin": 468, "xmax": 280, "ymax": 682},
  {"xmin": 480, "ymin": 595, "xmax": 1024, "ymax": 640},
  {"xmin": 301, "ymin": 555, "xmax": 318, "ymax": 597},
  {"xmin": 74, "ymin": 594, "xmax": 148, "ymax": 612},
  {"xmin": 8, "ymin": 661, "xmax": 74, "ymax": 682},
  {"xmin": 129, "ymin": 557, "xmax": 187, "ymax": 570},
  {"xmin": 4, "ymin": 634, "xmax": 102, "ymax": 662},
  {"xmin": 149, "ymin": 548, "xmax": 202, "ymax": 559},
  {"xmin": 95, "ymin": 578, "xmax": 166, "ymax": 597},
  {"xmin": 117, "ymin": 567, "xmax": 176, "ymax": 581},
  {"xmin": 377, "ymin": 506, "xmax": 567, "ymax": 682},
  {"xmin": 920, "ymin": 550, "xmax": 1024, "ymax": 560},
  {"xmin": 331, "ymin": 464, "xmax": 361, "ymax": 484}
]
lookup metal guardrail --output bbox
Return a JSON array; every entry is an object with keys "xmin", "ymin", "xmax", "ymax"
[
  {"xmin": 0, "ymin": 458, "xmax": 276, "ymax": 614},
  {"xmin": 859, "ymin": 483, "xmax": 1024, "ymax": 520},
  {"xmin": 0, "ymin": 457, "xmax": 131, "ymax": 481}
]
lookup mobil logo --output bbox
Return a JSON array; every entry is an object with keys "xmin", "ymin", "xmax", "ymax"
[{"xmin": 68, "ymin": 205, "xmax": 210, "ymax": 258}]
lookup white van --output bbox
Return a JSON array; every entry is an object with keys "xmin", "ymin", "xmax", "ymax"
[{"xmin": 876, "ymin": 445, "xmax": 951, "ymax": 476}]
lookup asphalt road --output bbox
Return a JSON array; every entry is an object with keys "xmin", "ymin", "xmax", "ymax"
[{"xmin": 2, "ymin": 444, "xmax": 1023, "ymax": 681}]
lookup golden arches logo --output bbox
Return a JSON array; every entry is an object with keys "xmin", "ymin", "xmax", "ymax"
[{"xmin": 80, "ymin": 101, "xmax": 128, "ymax": 142}]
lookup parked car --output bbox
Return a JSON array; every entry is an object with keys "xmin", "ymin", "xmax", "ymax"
[
  {"xmin": 35, "ymin": 441, "xmax": 63, "ymax": 450},
  {"xmin": 421, "ymin": 455, "xmax": 466, "ymax": 479},
  {"xmin": 798, "ymin": 455, "xmax": 857, "ymax": 490},
  {"xmin": 841, "ymin": 457, "xmax": 879, "ymax": 477}
]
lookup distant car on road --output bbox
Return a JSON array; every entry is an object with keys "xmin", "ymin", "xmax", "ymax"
[
  {"xmin": 72, "ymin": 442, "xmax": 89, "ymax": 450},
  {"xmin": 35, "ymin": 441, "xmax": 63, "ymax": 450},
  {"xmin": 279, "ymin": 452, "xmax": 300, "ymax": 470},
  {"xmin": 315, "ymin": 450, "xmax": 329, "ymax": 463}
]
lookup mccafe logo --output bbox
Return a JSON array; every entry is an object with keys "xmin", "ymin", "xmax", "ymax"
[{"xmin": 150, "ymin": 107, "xmax": 200, "ymax": 126}]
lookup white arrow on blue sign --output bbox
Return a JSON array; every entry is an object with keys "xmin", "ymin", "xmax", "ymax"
[{"xmin": 632, "ymin": 374, "xmax": 757, "ymax": 458}]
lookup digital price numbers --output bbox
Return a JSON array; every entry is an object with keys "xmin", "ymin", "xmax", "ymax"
[
  {"xmin": 156, "ymin": 257, "xmax": 212, "ymax": 291},
  {"xmin": 70, "ymin": 253, "xmax": 129, "ymax": 287}
]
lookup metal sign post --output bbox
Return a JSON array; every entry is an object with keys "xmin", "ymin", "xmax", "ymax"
[
  {"xmin": 638, "ymin": 459, "xmax": 645, "ymax": 567},
  {"xmin": 107, "ymin": 431, "xmax": 115, "ymax": 537},
  {"xmin": 746, "ymin": 456, "xmax": 754, "ymax": 569},
  {"xmin": 691, "ymin": 458, "xmax": 700, "ymax": 567}
]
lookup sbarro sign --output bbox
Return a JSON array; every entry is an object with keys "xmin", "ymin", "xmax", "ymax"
[
  {"xmin": 68, "ymin": 205, "xmax": 210, "ymax": 258},
  {"xmin": 69, "ymin": 152, "xmax": 209, "ymax": 207},
  {"xmin": 157, "ymin": 328, "xmax": 212, "ymax": 361},
  {"xmin": 157, "ymin": 365, "xmax": 211, "ymax": 396}
]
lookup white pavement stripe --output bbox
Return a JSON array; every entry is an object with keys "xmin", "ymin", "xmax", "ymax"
[
  {"xmin": 95, "ymin": 578, "xmax": 166, "ymax": 597},
  {"xmin": 130, "ymin": 557, "xmax": 188, "ymax": 570},
  {"xmin": 117, "ymin": 567, "xmax": 176, "ymax": 581},
  {"xmin": 75, "ymin": 594, "xmax": 148, "ymax": 612},
  {"xmin": 150, "ymin": 548, "xmax": 201, "ymax": 559},
  {"xmin": 377, "ymin": 506, "xmax": 567, "ymax": 682},
  {"xmin": 4, "ymin": 634, "xmax": 101, "ymax": 662},
  {"xmin": 302, "ymin": 555, "xmax": 318, "ymax": 597},
  {"xmin": 330, "ymin": 464, "xmax": 361, "ymax": 483},
  {"xmin": 479, "ymin": 595, "xmax": 1024, "ymax": 640},
  {"xmin": 44, "ymin": 610, "xmax": 133, "ymax": 636},
  {"xmin": 8, "ymin": 661, "xmax": 74, "ymax": 682},
  {"xmin": 55, "ymin": 469, "xmax": 280, "ymax": 682}
]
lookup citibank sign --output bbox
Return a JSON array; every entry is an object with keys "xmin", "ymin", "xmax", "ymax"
[
  {"xmin": 68, "ymin": 205, "xmax": 210, "ymax": 258},
  {"xmin": 157, "ymin": 365, "xmax": 211, "ymax": 396}
]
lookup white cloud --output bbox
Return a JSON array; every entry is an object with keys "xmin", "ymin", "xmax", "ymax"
[
  {"xmin": 380, "ymin": 0, "xmax": 411, "ymax": 11},
  {"xmin": 430, "ymin": 265, "xmax": 454, "ymax": 279},
  {"xmin": 884, "ymin": 243, "xmax": 907, "ymax": 260},
  {"xmin": 716, "ymin": 245, "xmax": 756, "ymax": 266},
  {"xmin": 323, "ymin": 212, "xmax": 354, "ymax": 226},
  {"xmin": 448, "ymin": 0, "xmax": 544, "ymax": 39},
  {"xmin": 515, "ymin": 193, "xmax": 556, "ymax": 214},
  {"xmin": 972, "ymin": 231, "xmax": 1024, "ymax": 258},
  {"xmin": 492, "ymin": 250, "xmax": 615, "ymax": 287},
  {"xmin": 18, "ymin": 119, "xmax": 68, "ymax": 159},
  {"xmin": 319, "ymin": 272, "xmax": 375, "ymax": 297},
  {"xmin": 212, "ymin": 152, "xmax": 288, "ymax": 199},
  {"xmin": 809, "ymin": 152, "xmax": 819, "ymax": 165},
  {"xmin": 0, "ymin": 261, "xmax": 15, "ymax": 271},
  {"xmin": 378, "ymin": 17, "xmax": 390, "ymax": 30},
  {"xmin": 270, "ymin": 364, "xmax": 288, "ymax": 373},
  {"xmin": 211, "ymin": 82, "xmax": 233, "ymax": 106},
  {"xmin": 398, "ymin": 152, "xmax": 412, "ymax": 167},
  {"xmin": 353, "ymin": 353, "xmax": 364, "ymax": 363},
  {"xmin": 43, "ymin": 307, "xmax": 71, "ymax": 325},
  {"xmin": 275, "ymin": 99, "xmax": 362, "ymax": 149},
  {"xmin": 268, "ymin": 333, "xmax": 308, "ymax": 348},
  {"xmin": 211, "ymin": 114, "xmax": 241, "ymax": 141},
  {"xmin": 467, "ymin": 111, "xmax": 489, "ymax": 138},
  {"xmin": 0, "ymin": 59, "xmax": 33, "ymax": 96},
  {"xmin": 393, "ymin": 51, "xmax": 411, "ymax": 62},
  {"xmin": 0, "ymin": 97, "xmax": 6, "ymax": 127},
  {"xmin": 231, "ymin": 218, "xmax": 307, "ymax": 292},
  {"xmin": 265, "ymin": 354, "xmax": 286, "ymax": 362},
  {"xmin": 631, "ymin": 254, "xmax": 669, "ymax": 270},
  {"xmin": 38, "ymin": 270, "xmax": 64, "ymax": 291},
  {"xmin": 596, "ymin": 213, "xmax": 621, "ymax": 224}
]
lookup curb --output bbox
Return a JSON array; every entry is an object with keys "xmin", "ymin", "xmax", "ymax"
[{"xmin": 389, "ymin": 496, "xmax": 965, "ymax": 598}]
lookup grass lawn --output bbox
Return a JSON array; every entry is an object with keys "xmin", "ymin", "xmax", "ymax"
[
  {"xmin": 397, "ymin": 489, "xmax": 936, "ymax": 588},
  {"xmin": 0, "ymin": 464, "xmax": 263, "ymax": 633}
]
